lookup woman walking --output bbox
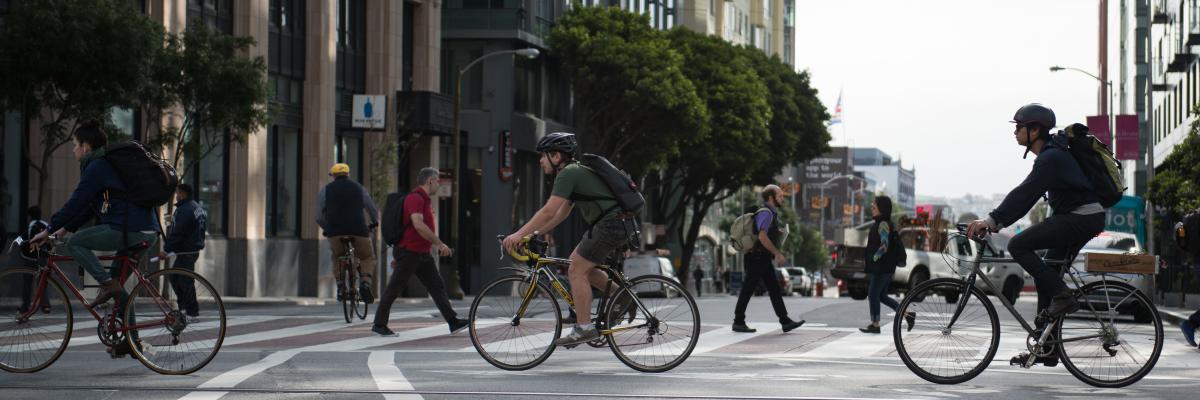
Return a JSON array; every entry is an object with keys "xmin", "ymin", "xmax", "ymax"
[{"xmin": 859, "ymin": 196, "xmax": 913, "ymax": 333}]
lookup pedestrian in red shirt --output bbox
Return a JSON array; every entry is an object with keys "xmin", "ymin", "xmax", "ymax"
[{"xmin": 371, "ymin": 167, "xmax": 468, "ymax": 336}]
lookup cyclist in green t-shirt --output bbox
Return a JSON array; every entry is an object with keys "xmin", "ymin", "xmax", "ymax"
[{"xmin": 503, "ymin": 132, "xmax": 635, "ymax": 347}]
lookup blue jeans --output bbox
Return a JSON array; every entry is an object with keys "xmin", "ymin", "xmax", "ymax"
[
  {"xmin": 65, "ymin": 225, "xmax": 157, "ymax": 284},
  {"xmin": 868, "ymin": 272, "xmax": 899, "ymax": 322}
]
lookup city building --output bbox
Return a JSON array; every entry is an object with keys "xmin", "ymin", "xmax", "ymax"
[
  {"xmin": 677, "ymin": 0, "xmax": 794, "ymax": 65},
  {"xmin": 1, "ymin": 0, "xmax": 445, "ymax": 299},
  {"xmin": 851, "ymin": 147, "xmax": 916, "ymax": 212}
]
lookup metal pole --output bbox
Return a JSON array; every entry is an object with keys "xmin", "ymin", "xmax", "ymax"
[{"xmin": 448, "ymin": 66, "xmax": 464, "ymax": 298}]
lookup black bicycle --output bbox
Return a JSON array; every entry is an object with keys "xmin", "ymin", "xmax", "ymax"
[
  {"xmin": 894, "ymin": 224, "xmax": 1162, "ymax": 388},
  {"xmin": 335, "ymin": 237, "xmax": 368, "ymax": 323}
]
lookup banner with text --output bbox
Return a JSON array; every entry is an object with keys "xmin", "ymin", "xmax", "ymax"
[
  {"xmin": 1086, "ymin": 115, "xmax": 1111, "ymax": 148},
  {"xmin": 1115, "ymin": 114, "xmax": 1140, "ymax": 160}
]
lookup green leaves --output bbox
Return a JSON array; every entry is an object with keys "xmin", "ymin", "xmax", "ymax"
[{"xmin": 1147, "ymin": 128, "xmax": 1200, "ymax": 215}]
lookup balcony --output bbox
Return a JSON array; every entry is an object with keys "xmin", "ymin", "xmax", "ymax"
[
  {"xmin": 395, "ymin": 91, "xmax": 455, "ymax": 136},
  {"xmin": 1167, "ymin": 52, "xmax": 1198, "ymax": 73},
  {"xmin": 443, "ymin": 8, "xmax": 528, "ymax": 33}
]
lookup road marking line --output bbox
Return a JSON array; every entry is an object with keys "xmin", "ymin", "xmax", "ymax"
[
  {"xmin": 221, "ymin": 319, "xmax": 350, "ymax": 346},
  {"xmin": 368, "ymin": 351, "xmax": 424, "ymax": 400},
  {"xmin": 802, "ymin": 329, "xmax": 895, "ymax": 359},
  {"xmin": 0, "ymin": 315, "xmax": 284, "ymax": 353}
]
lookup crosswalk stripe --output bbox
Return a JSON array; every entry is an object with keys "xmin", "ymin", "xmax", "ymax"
[
  {"xmin": 691, "ymin": 322, "xmax": 779, "ymax": 354},
  {"xmin": 368, "ymin": 351, "xmax": 424, "ymax": 400},
  {"xmin": 0, "ymin": 315, "xmax": 283, "ymax": 353}
]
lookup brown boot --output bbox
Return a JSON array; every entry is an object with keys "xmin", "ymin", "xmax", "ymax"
[{"xmin": 93, "ymin": 279, "xmax": 124, "ymax": 306}]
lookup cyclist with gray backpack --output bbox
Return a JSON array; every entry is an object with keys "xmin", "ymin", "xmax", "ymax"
[
  {"xmin": 966, "ymin": 103, "xmax": 1117, "ymax": 367},
  {"xmin": 502, "ymin": 132, "xmax": 643, "ymax": 347},
  {"xmin": 728, "ymin": 184, "xmax": 805, "ymax": 334}
]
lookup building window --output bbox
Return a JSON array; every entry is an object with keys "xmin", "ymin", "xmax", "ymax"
[
  {"xmin": 189, "ymin": 128, "xmax": 228, "ymax": 236},
  {"xmin": 187, "ymin": 0, "xmax": 233, "ymax": 34},
  {"xmin": 514, "ymin": 55, "xmax": 542, "ymax": 116},
  {"xmin": 267, "ymin": 125, "xmax": 300, "ymax": 237},
  {"xmin": 269, "ymin": 0, "xmax": 306, "ymax": 108},
  {"xmin": 1, "ymin": 111, "xmax": 24, "ymax": 238},
  {"xmin": 334, "ymin": 132, "xmax": 363, "ymax": 183},
  {"xmin": 336, "ymin": 0, "xmax": 366, "ymax": 115}
]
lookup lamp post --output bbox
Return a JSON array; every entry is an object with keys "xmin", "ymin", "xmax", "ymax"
[
  {"xmin": 1050, "ymin": 65, "xmax": 1115, "ymax": 149},
  {"xmin": 450, "ymin": 48, "xmax": 539, "ymax": 297}
]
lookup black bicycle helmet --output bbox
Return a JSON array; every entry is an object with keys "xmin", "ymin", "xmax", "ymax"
[
  {"xmin": 536, "ymin": 132, "xmax": 578, "ymax": 155},
  {"xmin": 1011, "ymin": 103, "xmax": 1056, "ymax": 129}
]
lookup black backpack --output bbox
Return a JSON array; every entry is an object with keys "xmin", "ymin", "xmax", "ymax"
[
  {"xmin": 1058, "ymin": 123, "xmax": 1126, "ymax": 208},
  {"xmin": 380, "ymin": 191, "xmax": 408, "ymax": 246},
  {"xmin": 573, "ymin": 154, "xmax": 645, "ymax": 214},
  {"xmin": 888, "ymin": 227, "xmax": 907, "ymax": 268},
  {"xmin": 103, "ymin": 141, "xmax": 179, "ymax": 209}
]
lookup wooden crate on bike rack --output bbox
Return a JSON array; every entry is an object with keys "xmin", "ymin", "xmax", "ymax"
[{"xmin": 1083, "ymin": 253, "xmax": 1158, "ymax": 275}]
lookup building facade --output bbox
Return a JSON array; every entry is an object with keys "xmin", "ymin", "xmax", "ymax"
[
  {"xmin": 851, "ymin": 148, "xmax": 916, "ymax": 213},
  {"xmin": 677, "ymin": 0, "xmax": 793, "ymax": 65},
  {"xmin": 1, "ymin": 0, "xmax": 446, "ymax": 299}
]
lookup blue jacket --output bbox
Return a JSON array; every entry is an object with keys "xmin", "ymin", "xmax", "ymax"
[
  {"xmin": 988, "ymin": 137, "xmax": 1099, "ymax": 227},
  {"xmin": 49, "ymin": 149, "xmax": 158, "ymax": 234},
  {"xmin": 165, "ymin": 199, "xmax": 207, "ymax": 253}
]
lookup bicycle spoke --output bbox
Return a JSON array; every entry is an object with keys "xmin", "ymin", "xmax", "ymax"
[
  {"xmin": 1057, "ymin": 281, "xmax": 1161, "ymax": 387},
  {"xmin": 0, "ymin": 269, "xmax": 72, "ymax": 373},
  {"xmin": 469, "ymin": 276, "xmax": 559, "ymax": 370},
  {"xmin": 895, "ymin": 279, "xmax": 997, "ymax": 384},
  {"xmin": 607, "ymin": 276, "xmax": 699, "ymax": 373},
  {"xmin": 125, "ymin": 269, "xmax": 225, "ymax": 375}
]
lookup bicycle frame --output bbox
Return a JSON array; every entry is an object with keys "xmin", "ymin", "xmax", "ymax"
[
  {"xmin": 505, "ymin": 255, "xmax": 654, "ymax": 336},
  {"xmin": 20, "ymin": 254, "xmax": 177, "ymax": 334},
  {"xmin": 943, "ymin": 236, "xmax": 1121, "ymax": 348}
]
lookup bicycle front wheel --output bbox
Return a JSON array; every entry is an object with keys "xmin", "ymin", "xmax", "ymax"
[
  {"xmin": 469, "ymin": 275, "xmax": 561, "ymax": 371},
  {"xmin": 0, "ymin": 268, "xmax": 73, "ymax": 373},
  {"xmin": 894, "ymin": 278, "xmax": 999, "ymax": 384},
  {"xmin": 125, "ymin": 268, "xmax": 226, "ymax": 375},
  {"xmin": 1057, "ymin": 280, "xmax": 1162, "ymax": 388},
  {"xmin": 606, "ymin": 275, "xmax": 700, "ymax": 373}
]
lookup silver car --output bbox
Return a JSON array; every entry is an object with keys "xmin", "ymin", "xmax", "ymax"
[
  {"xmin": 622, "ymin": 255, "xmax": 681, "ymax": 297},
  {"xmin": 1063, "ymin": 231, "xmax": 1155, "ymax": 322}
]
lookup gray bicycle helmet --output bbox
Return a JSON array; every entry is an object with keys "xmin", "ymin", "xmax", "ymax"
[
  {"xmin": 536, "ymin": 132, "xmax": 578, "ymax": 155},
  {"xmin": 1011, "ymin": 103, "xmax": 1056, "ymax": 129}
]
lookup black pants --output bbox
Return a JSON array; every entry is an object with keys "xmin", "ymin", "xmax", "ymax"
[
  {"xmin": 1189, "ymin": 309, "xmax": 1200, "ymax": 328},
  {"xmin": 733, "ymin": 252, "xmax": 789, "ymax": 324},
  {"xmin": 373, "ymin": 247, "xmax": 458, "ymax": 327},
  {"xmin": 1007, "ymin": 212, "xmax": 1106, "ymax": 315},
  {"xmin": 169, "ymin": 254, "xmax": 200, "ymax": 316}
]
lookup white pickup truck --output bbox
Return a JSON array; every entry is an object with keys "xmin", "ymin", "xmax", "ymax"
[{"xmin": 830, "ymin": 225, "xmax": 1026, "ymax": 303}]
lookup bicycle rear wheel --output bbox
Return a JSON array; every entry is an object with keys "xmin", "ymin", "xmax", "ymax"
[
  {"xmin": 1057, "ymin": 280, "xmax": 1162, "ymax": 388},
  {"xmin": 606, "ymin": 275, "xmax": 699, "ymax": 373},
  {"xmin": 469, "ymin": 275, "xmax": 560, "ymax": 371},
  {"xmin": 894, "ymin": 278, "xmax": 999, "ymax": 384},
  {"xmin": 0, "ymin": 268, "xmax": 73, "ymax": 373},
  {"xmin": 341, "ymin": 262, "xmax": 354, "ymax": 323},
  {"xmin": 124, "ymin": 268, "xmax": 226, "ymax": 375}
]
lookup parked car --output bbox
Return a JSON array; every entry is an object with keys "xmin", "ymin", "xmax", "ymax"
[
  {"xmin": 784, "ymin": 267, "xmax": 815, "ymax": 296},
  {"xmin": 622, "ymin": 255, "xmax": 680, "ymax": 297}
]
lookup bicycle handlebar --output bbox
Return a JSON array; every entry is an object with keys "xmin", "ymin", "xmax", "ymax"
[{"xmin": 496, "ymin": 232, "xmax": 548, "ymax": 262}]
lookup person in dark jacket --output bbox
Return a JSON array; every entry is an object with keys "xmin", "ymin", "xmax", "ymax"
[
  {"xmin": 967, "ymin": 103, "xmax": 1106, "ymax": 366},
  {"xmin": 317, "ymin": 163, "xmax": 379, "ymax": 303},
  {"xmin": 28, "ymin": 121, "xmax": 158, "ymax": 304},
  {"xmin": 27, "ymin": 120, "xmax": 158, "ymax": 358},
  {"xmin": 859, "ymin": 196, "xmax": 913, "ymax": 333},
  {"xmin": 161, "ymin": 184, "xmax": 207, "ymax": 321}
]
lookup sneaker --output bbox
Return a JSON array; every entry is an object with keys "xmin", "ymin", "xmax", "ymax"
[
  {"xmin": 1009, "ymin": 352, "xmax": 1059, "ymax": 367},
  {"xmin": 107, "ymin": 340, "xmax": 144, "ymax": 359},
  {"xmin": 781, "ymin": 319, "xmax": 806, "ymax": 333},
  {"xmin": 448, "ymin": 318, "xmax": 469, "ymax": 334},
  {"xmin": 186, "ymin": 313, "xmax": 200, "ymax": 324},
  {"xmin": 359, "ymin": 281, "xmax": 374, "ymax": 305},
  {"xmin": 1046, "ymin": 291, "xmax": 1080, "ymax": 317},
  {"xmin": 859, "ymin": 324, "xmax": 881, "ymax": 334},
  {"xmin": 731, "ymin": 323, "xmax": 757, "ymax": 333},
  {"xmin": 555, "ymin": 324, "xmax": 600, "ymax": 347},
  {"xmin": 904, "ymin": 312, "xmax": 916, "ymax": 332},
  {"xmin": 1181, "ymin": 321, "xmax": 1197, "ymax": 348},
  {"xmin": 372, "ymin": 325, "xmax": 397, "ymax": 337}
]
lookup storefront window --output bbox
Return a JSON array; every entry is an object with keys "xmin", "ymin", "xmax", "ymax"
[
  {"xmin": 267, "ymin": 125, "xmax": 300, "ymax": 237},
  {"xmin": 190, "ymin": 128, "xmax": 227, "ymax": 235}
]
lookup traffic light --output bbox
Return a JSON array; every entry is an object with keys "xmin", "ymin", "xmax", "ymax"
[{"xmin": 915, "ymin": 205, "xmax": 931, "ymax": 226}]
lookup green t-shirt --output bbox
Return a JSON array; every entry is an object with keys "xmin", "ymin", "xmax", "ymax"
[{"xmin": 551, "ymin": 162, "xmax": 619, "ymax": 224}]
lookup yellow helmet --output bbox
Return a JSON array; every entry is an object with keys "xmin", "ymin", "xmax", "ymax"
[{"xmin": 329, "ymin": 163, "xmax": 350, "ymax": 175}]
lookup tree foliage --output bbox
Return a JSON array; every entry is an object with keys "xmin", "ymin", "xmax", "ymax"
[
  {"xmin": 0, "ymin": 0, "xmax": 163, "ymax": 207},
  {"xmin": 1148, "ymin": 129, "xmax": 1200, "ymax": 215},
  {"xmin": 547, "ymin": 6, "xmax": 705, "ymax": 177}
]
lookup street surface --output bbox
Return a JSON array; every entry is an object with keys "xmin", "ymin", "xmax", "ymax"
[{"xmin": 2, "ymin": 294, "xmax": 1198, "ymax": 399}]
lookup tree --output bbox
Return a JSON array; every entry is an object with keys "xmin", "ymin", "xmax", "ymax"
[
  {"xmin": 0, "ymin": 0, "xmax": 164, "ymax": 208},
  {"xmin": 547, "ymin": 6, "xmax": 705, "ymax": 177},
  {"xmin": 144, "ymin": 23, "xmax": 269, "ymax": 183},
  {"xmin": 657, "ymin": 31, "xmax": 832, "ymax": 281},
  {"xmin": 1148, "ymin": 129, "xmax": 1200, "ymax": 215}
]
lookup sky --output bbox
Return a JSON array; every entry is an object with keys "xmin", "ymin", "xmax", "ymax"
[{"xmin": 794, "ymin": 0, "xmax": 1116, "ymax": 199}]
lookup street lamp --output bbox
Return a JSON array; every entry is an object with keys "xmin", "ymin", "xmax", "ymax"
[
  {"xmin": 449, "ymin": 48, "xmax": 539, "ymax": 297},
  {"xmin": 1049, "ymin": 65, "xmax": 1115, "ymax": 149}
]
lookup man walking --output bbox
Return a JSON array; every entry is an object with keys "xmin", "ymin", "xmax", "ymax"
[
  {"xmin": 731, "ymin": 185, "xmax": 805, "ymax": 333},
  {"xmin": 162, "ymin": 184, "xmax": 207, "ymax": 321},
  {"xmin": 372, "ymin": 167, "xmax": 468, "ymax": 336}
]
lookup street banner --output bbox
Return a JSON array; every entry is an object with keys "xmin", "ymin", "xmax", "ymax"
[
  {"xmin": 1086, "ymin": 115, "xmax": 1111, "ymax": 148},
  {"xmin": 1115, "ymin": 114, "xmax": 1140, "ymax": 160},
  {"xmin": 1105, "ymin": 195, "xmax": 1145, "ymax": 245}
]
